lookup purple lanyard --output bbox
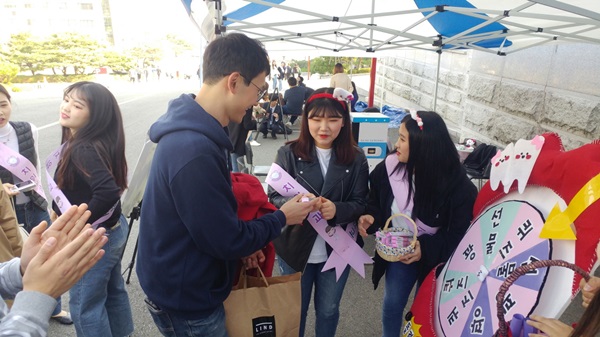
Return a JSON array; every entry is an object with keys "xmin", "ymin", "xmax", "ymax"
[{"xmin": 0, "ymin": 143, "xmax": 48, "ymax": 201}]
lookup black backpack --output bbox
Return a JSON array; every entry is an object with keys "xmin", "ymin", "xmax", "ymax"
[{"xmin": 463, "ymin": 143, "xmax": 497, "ymax": 176}]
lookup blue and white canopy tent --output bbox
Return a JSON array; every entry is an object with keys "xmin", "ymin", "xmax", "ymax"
[{"xmin": 180, "ymin": 0, "xmax": 600, "ymax": 108}]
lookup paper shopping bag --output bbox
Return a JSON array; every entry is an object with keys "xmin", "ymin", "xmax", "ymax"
[{"xmin": 224, "ymin": 267, "xmax": 301, "ymax": 337}]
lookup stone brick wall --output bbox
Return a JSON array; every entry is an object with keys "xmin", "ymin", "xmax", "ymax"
[{"xmin": 375, "ymin": 44, "xmax": 600, "ymax": 150}]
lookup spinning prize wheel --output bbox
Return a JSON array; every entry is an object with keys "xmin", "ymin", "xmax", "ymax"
[{"xmin": 437, "ymin": 201, "xmax": 551, "ymax": 337}]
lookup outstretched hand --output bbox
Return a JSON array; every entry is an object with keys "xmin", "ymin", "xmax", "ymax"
[
  {"xmin": 526, "ymin": 315, "xmax": 573, "ymax": 337},
  {"xmin": 22, "ymin": 227, "xmax": 107, "ymax": 298},
  {"xmin": 358, "ymin": 215, "xmax": 374, "ymax": 237},
  {"xmin": 280, "ymin": 194, "xmax": 319, "ymax": 225}
]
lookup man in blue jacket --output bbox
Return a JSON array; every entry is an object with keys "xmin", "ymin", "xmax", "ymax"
[{"xmin": 137, "ymin": 33, "xmax": 319, "ymax": 337}]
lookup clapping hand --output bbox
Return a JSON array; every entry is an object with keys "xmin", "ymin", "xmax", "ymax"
[{"xmin": 21, "ymin": 204, "xmax": 92, "ymax": 274}]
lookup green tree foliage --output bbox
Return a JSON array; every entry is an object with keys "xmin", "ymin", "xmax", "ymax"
[
  {"xmin": 48, "ymin": 33, "xmax": 104, "ymax": 75},
  {"xmin": 166, "ymin": 34, "xmax": 193, "ymax": 57},
  {"xmin": 291, "ymin": 56, "xmax": 372, "ymax": 75},
  {"xmin": 1, "ymin": 32, "xmax": 189, "ymax": 79},
  {"xmin": 4, "ymin": 33, "xmax": 47, "ymax": 75},
  {"xmin": 0, "ymin": 62, "xmax": 20, "ymax": 83},
  {"xmin": 128, "ymin": 45, "xmax": 163, "ymax": 68},
  {"xmin": 101, "ymin": 51, "xmax": 132, "ymax": 74}
]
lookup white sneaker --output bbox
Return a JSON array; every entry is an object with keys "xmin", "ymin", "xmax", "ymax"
[
  {"xmin": 285, "ymin": 122, "xmax": 292, "ymax": 127},
  {"xmin": 249, "ymin": 140, "xmax": 261, "ymax": 146}
]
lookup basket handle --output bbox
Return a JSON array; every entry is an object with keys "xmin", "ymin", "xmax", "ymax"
[
  {"xmin": 495, "ymin": 259, "xmax": 591, "ymax": 337},
  {"xmin": 383, "ymin": 213, "xmax": 418, "ymax": 245}
]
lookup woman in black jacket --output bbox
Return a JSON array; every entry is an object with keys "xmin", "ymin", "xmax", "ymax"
[
  {"xmin": 358, "ymin": 110, "xmax": 477, "ymax": 337},
  {"xmin": 269, "ymin": 88, "xmax": 369, "ymax": 337}
]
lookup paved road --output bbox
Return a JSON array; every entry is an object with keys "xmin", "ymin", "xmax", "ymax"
[{"xmin": 10, "ymin": 75, "xmax": 593, "ymax": 337}]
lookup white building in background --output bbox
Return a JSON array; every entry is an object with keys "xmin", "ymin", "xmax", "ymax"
[{"xmin": 0, "ymin": 0, "xmax": 113, "ymax": 44}]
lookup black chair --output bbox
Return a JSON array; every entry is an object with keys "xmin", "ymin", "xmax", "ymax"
[
  {"xmin": 462, "ymin": 143, "xmax": 497, "ymax": 190},
  {"xmin": 243, "ymin": 141, "xmax": 270, "ymax": 177}
]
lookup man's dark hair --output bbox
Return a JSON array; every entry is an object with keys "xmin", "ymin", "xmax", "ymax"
[
  {"xmin": 287, "ymin": 77, "xmax": 297, "ymax": 86},
  {"xmin": 202, "ymin": 33, "xmax": 270, "ymax": 85}
]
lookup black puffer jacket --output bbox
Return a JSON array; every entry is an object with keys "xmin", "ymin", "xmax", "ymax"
[{"xmin": 269, "ymin": 144, "xmax": 369, "ymax": 272}]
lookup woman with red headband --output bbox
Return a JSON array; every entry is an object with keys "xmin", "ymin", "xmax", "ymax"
[{"xmin": 268, "ymin": 87, "xmax": 369, "ymax": 337}]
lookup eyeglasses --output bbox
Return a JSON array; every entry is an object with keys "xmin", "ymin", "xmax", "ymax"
[{"xmin": 240, "ymin": 74, "xmax": 267, "ymax": 102}]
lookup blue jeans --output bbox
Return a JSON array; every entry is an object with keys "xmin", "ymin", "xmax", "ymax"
[
  {"xmin": 70, "ymin": 215, "xmax": 134, "ymax": 337},
  {"xmin": 145, "ymin": 300, "xmax": 229, "ymax": 337},
  {"xmin": 279, "ymin": 257, "xmax": 350, "ymax": 337},
  {"xmin": 230, "ymin": 152, "xmax": 242, "ymax": 173},
  {"xmin": 382, "ymin": 261, "xmax": 418, "ymax": 337},
  {"xmin": 15, "ymin": 201, "xmax": 51, "ymax": 233},
  {"xmin": 15, "ymin": 202, "xmax": 63, "ymax": 316}
]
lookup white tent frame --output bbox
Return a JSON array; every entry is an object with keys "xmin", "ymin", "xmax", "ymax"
[{"xmin": 191, "ymin": 0, "xmax": 600, "ymax": 109}]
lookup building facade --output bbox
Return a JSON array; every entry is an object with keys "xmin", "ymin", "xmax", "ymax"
[
  {"xmin": 0, "ymin": 0, "xmax": 113, "ymax": 44},
  {"xmin": 374, "ymin": 43, "xmax": 600, "ymax": 150}
]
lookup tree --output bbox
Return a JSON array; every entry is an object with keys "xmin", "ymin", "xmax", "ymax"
[
  {"xmin": 128, "ymin": 45, "xmax": 163, "ymax": 68},
  {"xmin": 0, "ymin": 62, "xmax": 20, "ymax": 83},
  {"xmin": 101, "ymin": 51, "xmax": 132, "ymax": 74},
  {"xmin": 5, "ymin": 33, "xmax": 47, "ymax": 75},
  {"xmin": 48, "ymin": 33, "xmax": 104, "ymax": 75},
  {"xmin": 165, "ymin": 34, "xmax": 193, "ymax": 57}
]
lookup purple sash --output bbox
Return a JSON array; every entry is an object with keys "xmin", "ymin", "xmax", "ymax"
[
  {"xmin": 266, "ymin": 163, "xmax": 372, "ymax": 280},
  {"xmin": 45, "ymin": 144, "xmax": 116, "ymax": 228},
  {"xmin": 385, "ymin": 155, "xmax": 439, "ymax": 236},
  {"xmin": 0, "ymin": 143, "xmax": 47, "ymax": 201}
]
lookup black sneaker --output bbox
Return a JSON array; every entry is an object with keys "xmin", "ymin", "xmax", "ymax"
[
  {"xmin": 262, "ymin": 134, "xmax": 267, "ymax": 139},
  {"xmin": 272, "ymin": 135, "xmax": 277, "ymax": 139}
]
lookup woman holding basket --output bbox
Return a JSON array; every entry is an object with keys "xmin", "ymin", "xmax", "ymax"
[
  {"xmin": 269, "ymin": 87, "xmax": 369, "ymax": 337},
  {"xmin": 358, "ymin": 110, "xmax": 477, "ymax": 337}
]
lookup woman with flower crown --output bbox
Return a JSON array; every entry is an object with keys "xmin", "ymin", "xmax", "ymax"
[{"xmin": 358, "ymin": 110, "xmax": 478, "ymax": 337}]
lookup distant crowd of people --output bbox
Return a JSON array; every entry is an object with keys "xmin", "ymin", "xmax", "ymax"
[{"xmin": 0, "ymin": 32, "xmax": 598, "ymax": 337}]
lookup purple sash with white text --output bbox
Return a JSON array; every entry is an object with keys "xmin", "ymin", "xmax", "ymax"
[
  {"xmin": 267, "ymin": 163, "xmax": 372, "ymax": 280},
  {"xmin": 0, "ymin": 143, "xmax": 47, "ymax": 201},
  {"xmin": 385, "ymin": 155, "xmax": 439, "ymax": 236},
  {"xmin": 45, "ymin": 144, "xmax": 117, "ymax": 228}
]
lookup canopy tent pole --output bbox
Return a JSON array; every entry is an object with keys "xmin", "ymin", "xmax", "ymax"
[
  {"xmin": 368, "ymin": 57, "xmax": 377, "ymax": 107},
  {"xmin": 433, "ymin": 50, "xmax": 441, "ymax": 111}
]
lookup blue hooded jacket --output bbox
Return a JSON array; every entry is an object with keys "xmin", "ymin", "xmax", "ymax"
[{"xmin": 136, "ymin": 94, "xmax": 286, "ymax": 318}]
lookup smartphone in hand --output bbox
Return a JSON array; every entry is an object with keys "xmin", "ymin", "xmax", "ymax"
[{"xmin": 10, "ymin": 180, "xmax": 36, "ymax": 193}]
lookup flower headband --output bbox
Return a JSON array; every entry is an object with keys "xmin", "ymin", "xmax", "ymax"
[
  {"xmin": 306, "ymin": 88, "xmax": 354, "ymax": 112},
  {"xmin": 410, "ymin": 109, "xmax": 424, "ymax": 130}
]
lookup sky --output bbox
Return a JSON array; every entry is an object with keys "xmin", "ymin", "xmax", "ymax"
[{"xmin": 109, "ymin": 0, "xmax": 203, "ymax": 47}]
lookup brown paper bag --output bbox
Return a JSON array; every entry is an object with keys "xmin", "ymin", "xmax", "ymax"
[{"xmin": 224, "ymin": 266, "xmax": 301, "ymax": 337}]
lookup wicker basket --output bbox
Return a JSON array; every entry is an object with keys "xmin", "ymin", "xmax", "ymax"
[
  {"xmin": 375, "ymin": 213, "xmax": 418, "ymax": 262},
  {"xmin": 494, "ymin": 259, "xmax": 591, "ymax": 337}
]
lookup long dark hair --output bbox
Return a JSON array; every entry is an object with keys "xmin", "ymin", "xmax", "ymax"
[
  {"xmin": 288, "ymin": 87, "xmax": 358, "ymax": 165},
  {"xmin": 394, "ymin": 111, "xmax": 461, "ymax": 219},
  {"xmin": 56, "ymin": 81, "xmax": 127, "ymax": 192},
  {"xmin": 571, "ymin": 288, "xmax": 600, "ymax": 337}
]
